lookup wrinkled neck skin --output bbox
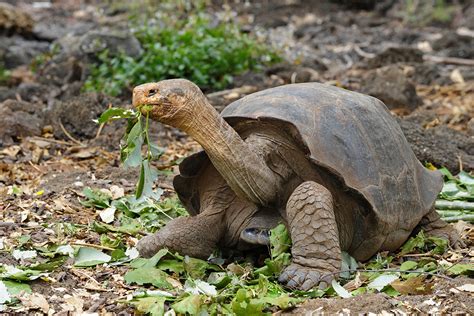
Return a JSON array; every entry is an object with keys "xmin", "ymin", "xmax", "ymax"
[{"xmin": 168, "ymin": 96, "xmax": 280, "ymax": 206}]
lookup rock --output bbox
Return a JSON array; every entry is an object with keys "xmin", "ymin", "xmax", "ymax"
[
  {"xmin": 16, "ymin": 83, "xmax": 49, "ymax": 103},
  {"xmin": 265, "ymin": 62, "xmax": 323, "ymax": 84},
  {"xmin": 33, "ymin": 21, "xmax": 94, "ymax": 42},
  {"xmin": 36, "ymin": 28, "xmax": 142, "ymax": 88},
  {"xmin": 36, "ymin": 55, "xmax": 85, "ymax": 87},
  {"xmin": 432, "ymin": 33, "xmax": 474, "ymax": 59},
  {"xmin": 47, "ymin": 93, "xmax": 118, "ymax": 140},
  {"xmin": 56, "ymin": 28, "xmax": 143, "ymax": 61},
  {"xmin": 0, "ymin": 2, "xmax": 34, "ymax": 36},
  {"xmin": 360, "ymin": 65, "xmax": 422, "ymax": 111},
  {"xmin": 0, "ymin": 86, "xmax": 15, "ymax": 102},
  {"xmin": 399, "ymin": 118, "xmax": 474, "ymax": 173},
  {"xmin": 0, "ymin": 36, "xmax": 50, "ymax": 69},
  {"xmin": 0, "ymin": 100, "xmax": 44, "ymax": 145},
  {"xmin": 366, "ymin": 47, "xmax": 423, "ymax": 69}
]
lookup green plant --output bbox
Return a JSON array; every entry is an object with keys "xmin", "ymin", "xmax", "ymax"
[
  {"xmin": 84, "ymin": 13, "xmax": 280, "ymax": 96},
  {"xmin": 403, "ymin": 0, "xmax": 456, "ymax": 26},
  {"xmin": 0, "ymin": 63, "xmax": 11, "ymax": 86}
]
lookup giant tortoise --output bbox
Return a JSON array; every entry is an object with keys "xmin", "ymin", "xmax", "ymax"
[{"xmin": 132, "ymin": 79, "xmax": 456, "ymax": 290}]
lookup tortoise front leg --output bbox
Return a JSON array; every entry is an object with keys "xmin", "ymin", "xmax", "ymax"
[
  {"xmin": 137, "ymin": 214, "xmax": 224, "ymax": 260},
  {"xmin": 279, "ymin": 181, "xmax": 341, "ymax": 290}
]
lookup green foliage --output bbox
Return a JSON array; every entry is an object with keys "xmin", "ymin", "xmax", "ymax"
[
  {"xmin": 0, "ymin": 63, "xmax": 11, "ymax": 86},
  {"xmin": 436, "ymin": 168, "xmax": 474, "ymax": 222},
  {"xmin": 403, "ymin": 0, "xmax": 456, "ymax": 26},
  {"xmin": 84, "ymin": 13, "xmax": 279, "ymax": 96},
  {"xmin": 399, "ymin": 231, "xmax": 448, "ymax": 256}
]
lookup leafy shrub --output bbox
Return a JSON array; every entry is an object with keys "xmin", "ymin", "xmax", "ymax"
[
  {"xmin": 84, "ymin": 14, "xmax": 280, "ymax": 96},
  {"xmin": 0, "ymin": 63, "xmax": 11, "ymax": 86}
]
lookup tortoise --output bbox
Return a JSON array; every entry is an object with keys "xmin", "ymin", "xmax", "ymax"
[{"xmin": 132, "ymin": 79, "xmax": 457, "ymax": 290}]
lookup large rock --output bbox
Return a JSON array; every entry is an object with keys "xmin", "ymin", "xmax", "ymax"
[
  {"xmin": 360, "ymin": 65, "xmax": 422, "ymax": 111},
  {"xmin": 0, "ymin": 100, "xmax": 44, "ymax": 146},
  {"xmin": 0, "ymin": 36, "xmax": 50, "ymax": 69},
  {"xmin": 37, "ymin": 28, "xmax": 143, "ymax": 88},
  {"xmin": 56, "ymin": 28, "xmax": 143, "ymax": 61},
  {"xmin": 47, "ymin": 93, "xmax": 118, "ymax": 140},
  {"xmin": 0, "ymin": 2, "xmax": 34, "ymax": 36},
  {"xmin": 366, "ymin": 47, "xmax": 423, "ymax": 69},
  {"xmin": 400, "ymin": 119, "xmax": 474, "ymax": 173}
]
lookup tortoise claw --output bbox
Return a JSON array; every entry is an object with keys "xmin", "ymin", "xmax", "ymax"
[{"xmin": 279, "ymin": 263, "xmax": 333, "ymax": 291}]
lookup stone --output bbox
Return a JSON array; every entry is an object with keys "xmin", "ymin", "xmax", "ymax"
[
  {"xmin": 0, "ymin": 2, "xmax": 34, "ymax": 36},
  {"xmin": 0, "ymin": 99, "xmax": 44, "ymax": 145},
  {"xmin": 360, "ymin": 65, "xmax": 422, "ymax": 111}
]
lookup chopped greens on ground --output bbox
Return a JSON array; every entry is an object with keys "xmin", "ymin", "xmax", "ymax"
[{"xmin": 1, "ymin": 107, "xmax": 472, "ymax": 314}]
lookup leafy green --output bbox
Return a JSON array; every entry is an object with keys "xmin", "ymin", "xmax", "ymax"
[
  {"xmin": 74, "ymin": 247, "xmax": 112, "ymax": 267},
  {"xmin": 84, "ymin": 13, "xmax": 279, "ymax": 96}
]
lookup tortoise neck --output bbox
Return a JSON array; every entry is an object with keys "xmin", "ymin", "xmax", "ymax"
[{"xmin": 181, "ymin": 98, "xmax": 278, "ymax": 206}]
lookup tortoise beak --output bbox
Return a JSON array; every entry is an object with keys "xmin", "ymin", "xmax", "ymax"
[{"xmin": 132, "ymin": 86, "xmax": 146, "ymax": 109}]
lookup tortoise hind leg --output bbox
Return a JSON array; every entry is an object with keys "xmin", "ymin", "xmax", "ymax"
[
  {"xmin": 279, "ymin": 181, "xmax": 341, "ymax": 291},
  {"xmin": 417, "ymin": 208, "xmax": 464, "ymax": 248}
]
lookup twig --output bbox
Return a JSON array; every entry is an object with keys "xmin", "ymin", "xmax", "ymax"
[
  {"xmin": 71, "ymin": 268, "xmax": 101, "ymax": 285},
  {"xmin": 71, "ymin": 242, "xmax": 115, "ymax": 251},
  {"xmin": 27, "ymin": 160, "xmax": 42, "ymax": 173},
  {"xmin": 324, "ymin": 268, "xmax": 454, "ymax": 281},
  {"xmin": 95, "ymin": 123, "xmax": 105, "ymax": 139},
  {"xmin": 423, "ymin": 55, "xmax": 474, "ymax": 66},
  {"xmin": 58, "ymin": 120, "xmax": 84, "ymax": 146},
  {"xmin": 30, "ymin": 136, "xmax": 76, "ymax": 146},
  {"xmin": 354, "ymin": 45, "xmax": 375, "ymax": 59}
]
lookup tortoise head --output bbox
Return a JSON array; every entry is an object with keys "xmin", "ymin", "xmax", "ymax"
[{"xmin": 132, "ymin": 79, "xmax": 204, "ymax": 129}]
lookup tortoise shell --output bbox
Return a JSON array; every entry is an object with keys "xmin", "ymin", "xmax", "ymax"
[{"xmin": 174, "ymin": 83, "xmax": 442, "ymax": 240}]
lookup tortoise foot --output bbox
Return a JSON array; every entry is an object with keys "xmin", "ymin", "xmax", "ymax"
[
  {"xmin": 136, "ymin": 216, "xmax": 223, "ymax": 260},
  {"xmin": 136, "ymin": 233, "xmax": 163, "ymax": 258},
  {"xmin": 279, "ymin": 263, "xmax": 334, "ymax": 291},
  {"xmin": 419, "ymin": 208, "xmax": 465, "ymax": 248}
]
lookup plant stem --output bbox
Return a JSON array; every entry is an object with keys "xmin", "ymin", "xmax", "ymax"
[
  {"xmin": 435, "ymin": 200, "xmax": 474, "ymax": 210},
  {"xmin": 440, "ymin": 214, "xmax": 474, "ymax": 223}
]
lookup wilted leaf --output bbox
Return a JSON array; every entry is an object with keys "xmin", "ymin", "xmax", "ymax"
[
  {"xmin": 367, "ymin": 274, "xmax": 399, "ymax": 291},
  {"xmin": 331, "ymin": 279, "xmax": 351, "ymax": 298},
  {"xmin": 157, "ymin": 259, "xmax": 185, "ymax": 274},
  {"xmin": 12, "ymin": 250, "xmax": 37, "ymax": 261},
  {"xmin": 184, "ymin": 279, "xmax": 217, "ymax": 296},
  {"xmin": 97, "ymin": 107, "xmax": 137, "ymax": 124},
  {"xmin": 455, "ymin": 284, "xmax": 474, "ymax": 292},
  {"xmin": 269, "ymin": 224, "xmax": 291, "ymax": 258},
  {"xmin": 172, "ymin": 294, "xmax": 203, "ymax": 315},
  {"xmin": 0, "ymin": 282, "xmax": 10, "ymax": 304},
  {"xmin": 400, "ymin": 261, "xmax": 418, "ymax": 271},
  {"xmin": 1, "ymin": 280, "xmax": 31, "ymax": 297},
  {"xmin": 183, "ymin": 256, "xmax": 211, "ymax": 279},
  {"xmin": 129, "ymin": 296, "xmax": 166, "ymax": 316},
  {"xmin": 391, "ymin": 276, "xmax": 433, "ymax": 295},
  {"xmin": 340, "ymin": 252, "xmax": 358, "ymax": 278},
  {"xmin": 74, "ymin": 247, "xmax": 111, "ymax": 267},
  {"xmin": 124, "ymin": 267, "xmax": 172, "ymax": 289},
  {"xmin": 445, "ymin": 263, "xmax": 474, "ymax": 276},
  {"xmin": 99, "ymin": 206, "xmax": 116, "ymax": 223}
]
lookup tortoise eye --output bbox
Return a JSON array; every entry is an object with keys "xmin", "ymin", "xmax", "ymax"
[{"xmin": 148, "ymin": 89, "xmax": 158, "ymax": 96}]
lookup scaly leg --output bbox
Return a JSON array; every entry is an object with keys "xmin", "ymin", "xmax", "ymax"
[
  {"xmin": 137, "ymin": 213, "xmax": 224, "ymax": 259},
  {"xmin": 418, "ymin": 208, "xmax": 464, "ymax": 248},
  {"xmin": 279, "ymin": 181, "xmax": 341, "ymax": 291}
]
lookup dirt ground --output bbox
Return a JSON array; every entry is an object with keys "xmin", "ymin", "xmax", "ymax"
[{"xmin": 0, "ymin": 0, "xmax": 473, "ymax": 314}]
